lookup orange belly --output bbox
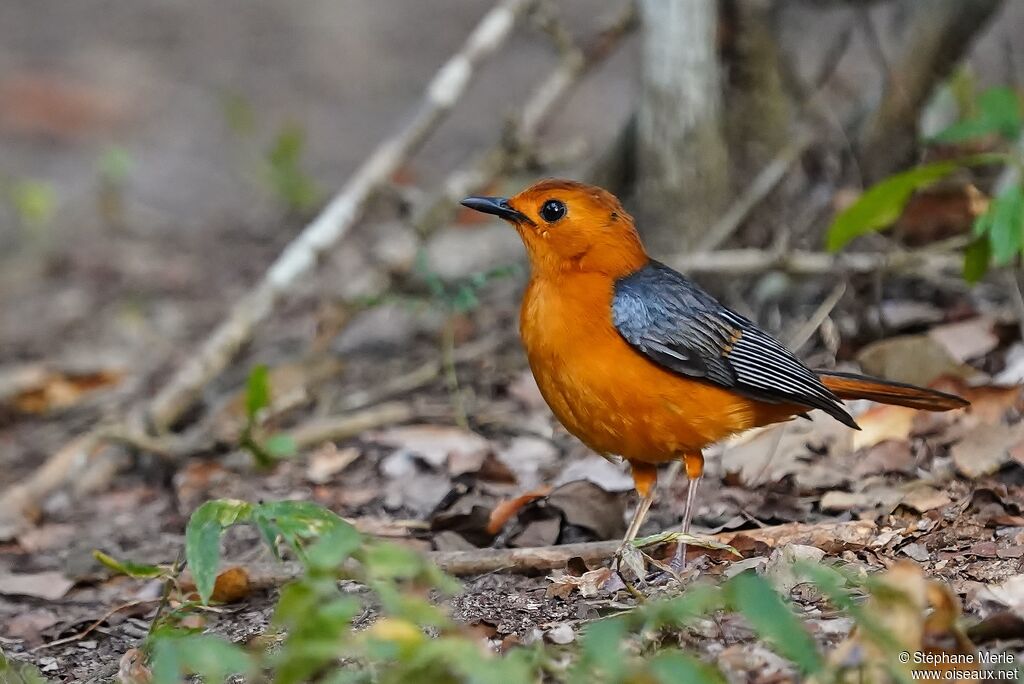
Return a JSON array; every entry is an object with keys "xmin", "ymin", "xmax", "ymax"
[{"xmin": 520, "ymin": 273, "xmax": 798, "ymax": 463}]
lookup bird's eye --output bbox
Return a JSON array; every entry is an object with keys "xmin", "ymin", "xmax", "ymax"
[{"xmin": 539, "ymin": 199, "xmax": 566, "ymax": 223}]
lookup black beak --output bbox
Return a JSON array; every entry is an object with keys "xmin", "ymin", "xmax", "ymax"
[{"xmin": 460, "ymin": 196, "xmax": 531, "ymax": 224}]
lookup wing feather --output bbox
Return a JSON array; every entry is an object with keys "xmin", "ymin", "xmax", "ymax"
[{"xmin": 612, "ymin": 261, "xmax": 856, "ymax": 428}]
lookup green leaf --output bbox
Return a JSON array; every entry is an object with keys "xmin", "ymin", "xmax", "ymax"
[
  {"xmin": 648, "ymin": 650, "xmax": 727, "ymax": 684},
  {"xmin": 97, "ymin": 147, "xmax": 134, "ymax": 185},
  {"xmin": 361, "ymin": 542, "xmax": 425, "ymax": 582},
  {"xmin": 93, "ymin": 550, "xmax": 164, "ymax": 579},
  {"xmin": 245, "ymin": 364, "xmax": 270, "ymax": 421},
  {"xmin": 253, "ymin": 501, "xmax": 351, "ymax": 566},
  {"xmin": 263, "ymin": 432, "xmax": 298, "ymax": 459},
  {"xmin": 933, "ymin": 87, "xmax": 1022, "ymax": 143},
  {"xmin": 9, "ymin": 180, "xmax": 55, "ymax": 229},
  {"xmin": 150, "ymin": 630, "xmax": 255, "ymax": 684},
  {"xmin": 827, "ymin": 161, "xmax": 961, "ymax": 251},
  {"xmin": 725, "ymin": 572, "xmax": 824, "ymax": 675},
  {"xmin": 578, "ymin": 617, "xmax": 628, "ymax": 679},
  {"xmin": 185, "ymin": 499, "xmax": 253, "ymax": 604},
  {"xmin": 634, "ymin": 531, "xmax": 740, "ymax": 556},
  {"xmin": 0, "ymin": 649, "xmax": 49, "ymax": 684},
  {"xmin": 640, "ymin": 584, "xmax": 723, "ymax": 630},
  {"xmin": 983, "ymin": 185, "xmax": 1024, "ymax": 266},
  {"xmin": 963, "ymin": 236, "xmax": 992, "ymax": 283},
  {"xmin": 305, "ymin": 521, "xmax": 364, "ymax": 571}
]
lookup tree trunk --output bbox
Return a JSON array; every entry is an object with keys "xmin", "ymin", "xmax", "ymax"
[
  {"xmin": 722, "ymin": 0, "xmax": 793, "ymax": 182},
  {"xmin": 636, "ymin": 0, "xmax": 729, "ymax": 253},
  {"xmin": 858, "ymin": 0, "xmax": 1003, "ymax": 181}
]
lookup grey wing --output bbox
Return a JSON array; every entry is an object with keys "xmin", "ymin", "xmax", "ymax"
[{"xmin": 612, "ymin": 262, "xmax": 856, "ymax": 428}]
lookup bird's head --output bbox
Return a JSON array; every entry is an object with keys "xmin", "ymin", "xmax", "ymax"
[{"xmin": 461, "ymin": 179, "xmax": 648, "ymax": 278}]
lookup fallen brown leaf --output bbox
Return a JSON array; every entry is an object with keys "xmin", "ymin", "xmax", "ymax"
[
  {"xmin": 371, "ymin": 424, "xmax": 491, "ymax": 470},
  {"xmin": 210, "ymin": 566, "xmax": 251, "ymax": 603},
  {"xmin": 901, "ymin": 487, "xmax": 952, "ymax": 513},
  {"xmin": 7, "ymin": 367, "xmax": 123, "ymax": 414},
  {"xmin": 0, "ymin": 571, "xmax": 73, "ymax": 600},
  {"xmin": 305, "ymin": 445, "xmax": 360, "ymax": 484},
  {"xmin": 856, "ymin": 334, "xmax": 974, "ymax": 388},
  {"xmin": 927, "ymin": 316, "xmax": 998, "ymax": 364},
  {"xmin": 951, "ymin": 422, "xmax": 1024, "ymax": 478},
  {"xmin": 853, "ymin": 405, "xmax": 917, "ymax": 451},
  {"xmin": 545, "ymin": 567, "xmax": 612, "ymax": 599},
  {"xmin": 487, "ymin": 486, "xmax": 553, "ymax": 535}
]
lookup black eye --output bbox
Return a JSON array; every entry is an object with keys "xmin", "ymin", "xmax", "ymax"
[{"xmin": 539, "ymin": 199, "xmax": 566, "ymax": 223}]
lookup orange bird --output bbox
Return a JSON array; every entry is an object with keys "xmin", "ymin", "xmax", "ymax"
[{"xmin": 462, "ymin": 179, "xmax": 967, "ymax": 568}]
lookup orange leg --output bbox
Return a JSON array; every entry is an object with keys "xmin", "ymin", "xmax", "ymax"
[
  {"xmin": 672, "ymin": 452, "xmax": 704, "ymax": 568},
  {"xmin": 622, "ymin": 462, "xmax": 658, "ymax": 546}
]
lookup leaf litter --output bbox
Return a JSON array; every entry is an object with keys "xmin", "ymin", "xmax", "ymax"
[{"xmin": 4, "ymin": 282, "xmax": 1024, "ymax": 679}]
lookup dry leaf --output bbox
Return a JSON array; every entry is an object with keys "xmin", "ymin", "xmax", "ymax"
[
  {"xmin": 853, "ymin": 439, "xmax": 916, "ymax": 477},
  {"xmin": 372, "ymin": 424, "xmax": 491, "ymax": 470},
  {"xmin": 927, "ymin": 317, "xmax": 998, "ymax": 363},
  {"xmin": 951, "ymin": 422, "xmax": 1024, "ymax": 478},
  {"xmin": 856, "ymin": 334, "xmax": 973, "ymax": 387},
  {"xmin": 487, "ymin": 486, "xmax": 553, "ymax": 535},
  {"xmin": 854, "ymin": 405, "xmax": 917, "ymax": 451},
  {"xmin": 6, "ymin": 367, "xmax": 123, "ymax": 413},
  {"xmin": 306, "ymin": 445, "xmax": 360, "ymax": 484},
  {"xmin": 117, "ymin": 647, "xmax": 153, "ymax": 684},
  {"xmin": 555, "ymin": 454, "xmax": 635, "ymax": 492},
  {"xmin": 817, "ymin": 562, "xmax": 978, "ymax": 684},
  {"xmin": 0, "ymin": 571, "xmax": 73, "ymax": 600},
  {"xmin": 210, "ymin": 566, "xmax": 251, "ymax": 603},
  {"xmin": 978, "ymin": 574, "xmax": 1024, "ymax": 617},
  {"xmin": 901, "ymin": 487, "xmax": 952, "ymax": 513},
  {"xmin": 546, "ymin": 567, "xmax": 612, "ymax": 599},
  {"xmin": 820, "ymin": 491, "xmax": 871, "ymax": 512},
  {"xmin": 764, "ymin": 544, "xmax": 825, "ymax": 594}
]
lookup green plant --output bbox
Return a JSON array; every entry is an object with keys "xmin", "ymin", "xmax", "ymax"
[
  {"xmin": 8, "ymin": 179, "xmax": 56, "ymax": 232},
  {"xmin": 828, "ymin": 85, "xmax": 1023, "ymax": 283},
  {"xmin": 220, "ymin": 93, "xmax": 321, "ymax": 214},
  {"xmin": 0, "ymin": 650, "xmax": 47, "ymax": 684},
  {"xmin": 85, "ymin": 497, "xmax": 976, "ymax": 683},
  {"xmin": 264, "ymin": 125, "xmax": 322, "ymax": 213},
  {"xmin": 239, "ymin": 365, "xmax": 298, "ymax": 468}
]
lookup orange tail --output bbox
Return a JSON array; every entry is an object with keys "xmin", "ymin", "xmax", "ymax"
[{"xmin": 817, "ymin": 370, "xmax": 969, "ymax": 412}]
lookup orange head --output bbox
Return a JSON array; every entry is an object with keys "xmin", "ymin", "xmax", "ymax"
[{"xmin": 461, "ymin": 179, "xmax": 649, "ymax": 278}]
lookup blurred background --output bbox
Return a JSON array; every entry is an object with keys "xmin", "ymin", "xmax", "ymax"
[{"xmin": 3, "ymin": 2, "xmax": 1024, "ymax": 679}]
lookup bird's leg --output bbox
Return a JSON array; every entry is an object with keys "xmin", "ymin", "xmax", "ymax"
[
  {"xmin": 672, "ymin": 452, "xmax": 704, "ymax": 569},
  {"xmin": 613, "ymin": 463, "xmax": 657, "ymax": 577}
]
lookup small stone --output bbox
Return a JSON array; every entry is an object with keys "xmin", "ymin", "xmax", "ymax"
[
  {"xmin": 545, "ymin": 623, "xmax": 575, "ymax": 645},
  {"xmin": 901, "ymin": 542, "xmax": 930, "ymax": 562}
]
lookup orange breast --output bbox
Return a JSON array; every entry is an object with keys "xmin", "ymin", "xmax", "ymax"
[{"xmin": 520, "ymin": 272, "xmax": 797, "ymax": 463}]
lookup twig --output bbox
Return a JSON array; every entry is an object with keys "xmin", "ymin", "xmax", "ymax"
[
  {"xmin": 786, "ymin": 281, "xmax": 847, "ymax": 354},
  {"xmin": 31, "ymin": 599, "xmax": 158, "ymax": 653},
  {"xmin": 411, "ymin": 2, "xmax": 638, "ymax": 237},
  {"xmin": 857, "ymin": 0, "xmax": 1004, "ymax": 180},
  {"xmin": 337, "ymin": 333, "xmax": 503, "ymax": 412},
  {"xmin": 693, "ymin": 129, "xmax": 815, "ymax": 253},
  {"xmin": 670, "ymin": 247, "xmax": 962, "ymax": 278},
  {"xmin": 146, "ymin": 0, "xmax": 534, "ymax": 434},
  {"xmin": 289, "ymin": 401, "xmax": 417, "ymax": 450},
  {"xmin": 1003, "ymin": 269, "xmax": 1024, "ymax": 343},
  {"xmin": 245, "ymin": 520, "xmax": 877, "ymax": 584},
  {"xmin": 0, "ymin": 0, "xmax": 534, "ymax": 527}
]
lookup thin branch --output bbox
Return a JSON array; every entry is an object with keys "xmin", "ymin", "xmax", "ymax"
[
  {"xmin": 669, "ymin": 247, "xmax": 962, "ymax": 278},
  {"xmin": 411, "ymin": 2, "xmax": 638, "ymax": 237},
  {"xmin": 146, "ymin": 0, "xmax": 535, "ymax": 434},
  {"xmin": 0, "ymin": 0, "xmax": 535, "ymax": 527},
  {"xmin": 693, "ymin": 129, "xmax": 815, "ymax": 253},
  {"xmin": 245, "ymin": 520, "xmax": 877, "ymax": 584}
]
